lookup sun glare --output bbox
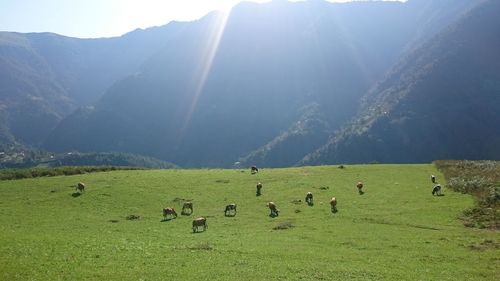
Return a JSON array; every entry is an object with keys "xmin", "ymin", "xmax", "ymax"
[
  {"xmin": 217, "ymin": 1, "xmax": 237, "ymax": 14},
  {"xmin": 178, "ymin": 6, "xmax": 233, "ymax": 141},
  {"xmin": 168, "ymin": 0, "xmax": 384, "ymax": 141}
]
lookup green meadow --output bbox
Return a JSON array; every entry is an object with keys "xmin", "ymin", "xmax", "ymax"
[{"xmin": 0, "ymin": 164, "xmax": 498, "ymax": 280}]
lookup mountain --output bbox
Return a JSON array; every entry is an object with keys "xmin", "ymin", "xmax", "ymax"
[
  {"xmin": 1, "ymin": 0, "xmax": 493, "ymax": 167},
  {"xmin": 238, "ymin": 103, "xmax": 331, "ymax": 167},
  {"xmin": 42, "ymin": 0, "xmax": 483, "ymax": 167},
  {"xmin": 301, "ymin": 0, "xmax": 500, "ymax": 165},
  {"xmin": 0, "ymin": 32, "xmax": 74, "ymax": 144},
  {"xmin": 0, "ymin": 23, "xmax": 180, "ymax": 145}
]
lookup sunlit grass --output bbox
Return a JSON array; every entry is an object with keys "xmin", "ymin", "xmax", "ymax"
[{"xmin": 0, "ymin": 164, "xmax": 497, "ymax": 280}]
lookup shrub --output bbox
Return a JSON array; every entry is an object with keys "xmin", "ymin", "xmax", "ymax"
[
  {"xmin": 435, "ymin": 160, "xmax": 499, "ymax": 229},
  {"xmin": 0, "ymin": 166, "xmax": 145, "ymax": 181}
]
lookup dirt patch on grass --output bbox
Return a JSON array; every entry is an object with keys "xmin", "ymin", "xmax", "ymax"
[
  {"xmin": 188, "ymin": 242, "xmax": 213, "ymax": 251},
  {"xmin": 273, "ymin": 220, "xmax": 294, "ymax": 230},
  {"xmin": 356, "ymin": 218, "xmax": 440, "ymax": 230},
  {"xmin": 312, "ymin": 185, "xmax": 330, "ymax": 190},
  {"xmin": 215, "ymin": 179, "xmax": 230, "ymax": 184},
  {"xmin": 410, "ymin": 224, "xmax": 440, "ymax": 231},
  {"xmin": 173, "ymin": 197, "xmax": 192, "ymax": 203},
  {"xmin": 125, "ymin": 214, "xmax": 140, "ymax": 220},
  {"xmin": 468, "ymin": 239, "xmax": 499, "ymax": 251}
]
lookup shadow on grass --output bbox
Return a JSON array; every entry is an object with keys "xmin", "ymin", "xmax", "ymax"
[
  {"xmin": 161, "ymin": 217, "xmax": 176, "ymax": 222},
  {"xmin": 71, "ymin": 192, "xmax": 82, "ymax": 197}
]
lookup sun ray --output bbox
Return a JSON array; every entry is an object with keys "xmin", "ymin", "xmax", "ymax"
[{"xmin": 177, "ymin": 6, "xmax": 232, "ymax": 142}]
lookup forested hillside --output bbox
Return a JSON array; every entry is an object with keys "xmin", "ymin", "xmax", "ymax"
[
  {"xmin": 0, "ymin": 24, "xmax": 180, "ymax": 145},
  {"xmin": 302, "ymin": 0, "xmax": 500, "ymax": 165}
]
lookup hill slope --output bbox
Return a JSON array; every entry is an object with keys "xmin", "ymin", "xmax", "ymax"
[
  {"xmin": 0, "ymin": 164, "xmax": 498, "ymax": 280},
  {"xmin": 302, "ymin": 0, "xmax": 500, "ymax": 165},
  {"xmin": 0, "ymin": 24, "xmax": 180, "ymax": 145},
  {"xmin": 43, "ymin": 0, "xmax": 482, "ymax": 167}
]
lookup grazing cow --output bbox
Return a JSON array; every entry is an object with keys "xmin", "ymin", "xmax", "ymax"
[
  {"xmin": 431, "ymin": 175, "xmax": 436, "ymax": 184},
  {"xmin": 256, "ymin": 182, "xmax": 263, "ymax": 196},
  {"xmin": 192, "ymin": 217, "xmax": 208, "ymax": 232},
  {"xmin": 251, "ymin": 166, "xmax": 259, "ymax": 174},
  {"xmin": 432, "ymin": 184, "xmax": 442, "ymax": 196},
  {"xmin": 267, "ymin": 202, "xmax": 279, "ymax": 217},
  {"xmin": 305, "ymin": 192, "xmax": 313, "ymax": 205},
  {"xmin": 330, "ymin": 197, "xmax": 338, "ymax": 213},
  {"xmin": 357, "ymin": 182, "xmax": 364, "ymax": 195},
  {"xmin": 182, "ymin": 202, "xmax": 193, "ymax": 215},
  {"xmin": 224, "ymin": 203, "xmax": 237, "ymax": 216},
  {"xmin": 162, "ymin": 207, "xmax": 178, "ymax": 219},
  {"xmin": 76, "ymin": 182, "xmax": 85, "ymax": 192}
]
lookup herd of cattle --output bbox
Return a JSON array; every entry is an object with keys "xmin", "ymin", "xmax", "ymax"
[{"xmin": 74, "ymin": 169, "xmax": 442, "ymax": 233}]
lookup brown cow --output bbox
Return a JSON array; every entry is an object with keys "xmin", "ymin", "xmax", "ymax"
[
  {"xmin": 267, "ymin": 202, "xmax": 279, "ymax": 217},
  {"xmin": 192, "ymin": 217, "xmax": 207, "ymax": 232},
  {"xmin": 330, "ymin": 197, "xmax": 338, "ymax": 213},
  {"xmin": 182, "ymin": 202, "xmax": 193, "ymax": 215},
  {"xmin": 76, "ymin": 182, "xmax": 85, "ymax": 192},
  {"xmin": 162, "ymin": 207, "xmax": 178, "ymax": 219},
  {"xmin": 357, "ymin": 182, "xmax": 364, "ymax": 195},
  {"xmin": 256, "ymin": 182, "xmax": 263, "ymax": 196}
]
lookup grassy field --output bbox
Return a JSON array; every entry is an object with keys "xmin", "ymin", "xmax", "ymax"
[{"xmin": 0, "ymin": 164, "xmax": 498, "ymax": 280}]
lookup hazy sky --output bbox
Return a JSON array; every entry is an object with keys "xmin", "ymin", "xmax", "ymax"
[{"xmin": 0, "ymin": 0, "xmax": 404, "ymax": 38}]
